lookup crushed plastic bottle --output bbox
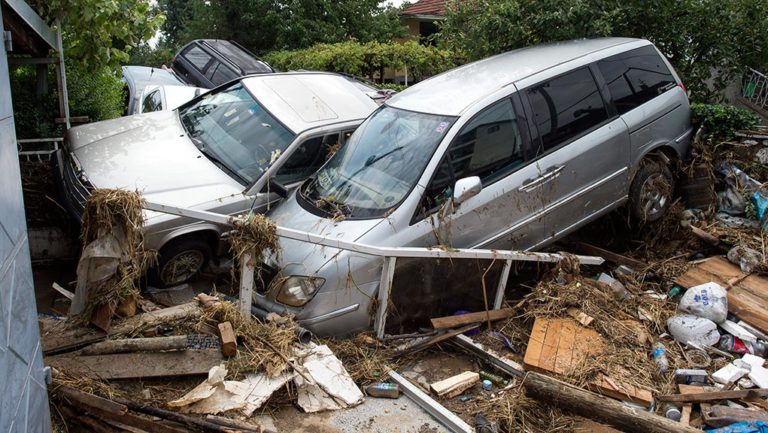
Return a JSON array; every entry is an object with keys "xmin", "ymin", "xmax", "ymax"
[{"xmin": 652, "ymin": 342, "xmax": 669, "ymax": 375}]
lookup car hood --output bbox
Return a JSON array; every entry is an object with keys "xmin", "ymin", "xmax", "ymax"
[
  {"xmin": 69, "ymin": 111, "xmax": 245, "ymax": 208},
  {"xmin": 268, "ymin": 191, "xmax": 383, "ymax": 273}
]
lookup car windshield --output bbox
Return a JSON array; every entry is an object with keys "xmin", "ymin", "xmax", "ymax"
[
  {"xmin": 179, "ymin": 82, "xmax": 295, "ymax": 186},
  {"xmin": 302, "ymin": 106, "xmax": 455, "ymax": 218}
]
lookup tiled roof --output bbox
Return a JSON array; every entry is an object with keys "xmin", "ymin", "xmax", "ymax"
[{"xmin": 402, "ymin": 0, "xmax": 450, "ymax": 16}]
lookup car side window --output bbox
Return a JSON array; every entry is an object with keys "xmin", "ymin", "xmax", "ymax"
[
  {"xmin": 184, "ymin": 45, "xmax": 213, "ymax": 71},
  {"xmin": 417, "ymin": 98, "xmax": 524, "ymax": 218},
  {"xmin": 142, "ymin": 89, "xmax": 162, "ymax": 113},
  {"xmin": 597, "ymin": 45, "xmax": 677, "ymax": 114},
  {"xmin": 527, "ymin": 67, "xmax": 609, "ymax": 154},
  {"xmin": 210, "ymin": 63, "xmax": 239, "ymax": 86},
  {"xmin": 274, "ymin": 133, "xmax": 341, "ymax": 185}
]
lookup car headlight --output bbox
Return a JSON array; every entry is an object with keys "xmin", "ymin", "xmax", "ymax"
[{"xmin": 275, "ymin": 276, "xmax": 325, "ymax": 307}]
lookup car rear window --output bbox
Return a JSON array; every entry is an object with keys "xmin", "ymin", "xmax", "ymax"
[
  {"xmin": 597, "ymin": 45, "xmax": 677, "ymax": 114},
  {"xmin": 527, "ymin": 67, "xmax": 610, "ymax": 152}
]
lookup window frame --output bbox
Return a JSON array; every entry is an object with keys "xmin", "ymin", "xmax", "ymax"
[
  {"xmin": 410, "ymin": 93, "xmax": 533, "ymax": 225},
  {"xmin": 521, "ymin": 65, "xmax": 617, "ymax": 161},
  {"xmin": 273, "ymin": 131, "xmax": 343, "ymax": 187},
  {"xmin": 183, "ymin": 44, "xmax": 214, "ymax": 73}
]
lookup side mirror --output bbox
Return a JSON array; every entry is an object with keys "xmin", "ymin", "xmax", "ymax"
[
  {"xmin": 261, "ymin": 178, "xmax": 288, "ymax": 198},
  {"xmin": 453, "ymin": 176, "xmax": 482, "ymax": 205}
]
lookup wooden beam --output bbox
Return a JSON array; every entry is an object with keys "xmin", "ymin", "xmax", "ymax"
[
  {"xmin": 430, "ymin": 371, "xmax": 480, "ymax": 397},
  {"xmin": 47, "ymin": 349, "xmax": 222, "ymax": 379},
  {"xmin": 522, "ymin": 372, "xmax": 701, "ymax": 433},
  {"xmin": 657, "ymin": 388, "xmax": 768, "ymax": 403},
  {"xmin": 80, "ymin": 335, "xmax": 188, "ymax": 356},
  {"xmin": 430, "ymin": 308, "xmax": 515, "ymax": 330},
  {"xmin": 239, "ymin": 250, "xmax": 255, "ymax": 318},
  {"xmin": 114, "ymin": 398, "xmax": 243, "ymax": 433},
  {"xmin": 571, "ymin": 242, "xmax": 647, "ymax": 269},
  {"xmin": 109, "ymin": 301, "xmax": 201, "ymax": 336},
  {"xmin": 394, "ymin": 324, "xmax": 479, "ymax": 358}
]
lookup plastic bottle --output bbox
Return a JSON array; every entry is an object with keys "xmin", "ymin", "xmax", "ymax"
[
  {"xmin": 652, "ymin": 342, "xmax": 669, "ymax": 375},
  {"xmin": 364, "ymin": 383, "xmax": 400, "ymax": 398},
  {"xmin": 479, "ymin": 370, "xmax": 509, "ymax": 387}
]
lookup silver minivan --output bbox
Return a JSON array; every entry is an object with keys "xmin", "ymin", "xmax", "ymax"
[{"xmin": 258, "ymin": 38, "xmax": 692, "ymax": 335}]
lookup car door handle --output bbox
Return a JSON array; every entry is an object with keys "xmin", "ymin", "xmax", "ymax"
[{"xmin": 518, "ymin": 165, "xmax": 565, "ymax": 192}]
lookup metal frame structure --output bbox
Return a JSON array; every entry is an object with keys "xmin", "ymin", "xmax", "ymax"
[
  {"xmin": 144, "ymin": 201, "xmax": 604, "ymax": 336},
  {"xmin": 17, "ymin": 137, "xmax": 62, "ymax": 161},
  {"xmin": 743, "ymin": 68, "xmax": 768, "ymax": 113}
]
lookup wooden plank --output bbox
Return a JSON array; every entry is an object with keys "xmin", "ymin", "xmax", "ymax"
[
  {"xmin": 80, "ymin": 335, "xmax": 188, "ymax": 356},
  {"xmin": 218, "ymin": 322, "xmax": 237, "ymax": 357},
  {"xmin": 430, "ymin": 371, "xmax": 480, "ymax": 397},
  {"xmin": 572, "ymin": 242, "xmax": 647, "ymax": 270},
  {"xmin": 430, "ymin": 308, "xmax": 515, "ymax": 330},
  {"xmin": 678, "ymin": 384, "xmax": 707, "ymax": 426},
  {"xmin": 523, "ymin": 318, "xmax": 652, "ymax": 407},
  {"xmin": 41, "ymin": 322, "xmax": 106, "ymax": 355},
  {"xmin": 657, "ymin": 388, "xmax": 768, "ymax": 403},
  {"xmin": 47, "ymin": 349, "xmax": 222, "ymax": 379},
  {"xmin": 676, "ymin": 256, "xmax": 768, "ymax": 333},
  {"xmin": 394, "ymin": 324, "xmax": 479, "ymax": 358}
]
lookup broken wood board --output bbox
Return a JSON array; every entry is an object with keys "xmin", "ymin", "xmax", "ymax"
[
  {"xmin": 430, "ymin": 371, "xmax": 480, "ymax": 397},
  {"xmin": 567, "ymin": 308, "xmax": 594, "ymax": 327},
  {"xmin": 523, "ymin": 317, "xmax": 653, "ymax": 406},
  {"xmin": 703, "ymin": 405, "xmax": 768, "ymax": 428},
  {"xmin": 47, "ymin": 349, "xmax": 222, "ymax": 379},
  {"xmin": 679, "ymin": 384, "xmax": 707, "ymax": 426},
  {"xmin": 40, "ymin": 320, "xmax": 106, "ymax": 355},
  {"xmin": 430, "ymin": 308, "xmax": 515, "ymax": 330},
  {"xmin": 218, "ymin": 322, "xmax": 237, "ymax": 357},
  {"xmin": 676, "ymin": 256, "xmax": 768, "ymax": 333},
  {"xmin": 657, "ymin": 388, "xmax": 768, "ymax": 403}
]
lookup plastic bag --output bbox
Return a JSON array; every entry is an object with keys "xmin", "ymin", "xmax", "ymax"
[
  {"xmin": 668, "ymin": 314, "xmax": 721, "ymax": 347},
  {"xmin": 678, "ymin": 282, "xmax": 728, "ymax": 323},
  {"xmin": 705, "ymin": 420, "xmax": 768, "ymax": 433},
  {"xmin": 727, "ymin": 246, "xmax": 763, "ymax": 274}
]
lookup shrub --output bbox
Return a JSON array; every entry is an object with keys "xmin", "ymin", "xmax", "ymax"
[
  {"xmin": 264, "ymin": 40, "xmax": 456, "ymax": 83},
  {"xmin": 690, "ymin": 103, "xmax": 760, "ymax": 142}
]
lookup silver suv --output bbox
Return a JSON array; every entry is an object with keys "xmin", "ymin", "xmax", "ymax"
[
  {"xmin": 258, "ymin": 38, "xmax": 692, "ymax": 336},
  {"xmin": 58, "ymin": 72, "xmax": 378, "ymax": 286}
]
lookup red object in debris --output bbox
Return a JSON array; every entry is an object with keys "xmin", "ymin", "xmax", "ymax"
[{"xmin": 719, "ymin": 335, "xmax": 750, "ymax": 354}]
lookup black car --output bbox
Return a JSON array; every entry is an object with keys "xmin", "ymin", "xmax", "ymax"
[{"xmin": 172, "ymin": 39, "xmax": 274, "ymax": 88}]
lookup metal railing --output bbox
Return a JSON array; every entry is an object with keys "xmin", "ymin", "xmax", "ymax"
[
  {"xmin": 143, "ymin": 201, "xmax": 604, "ymax": 337},
  {"xmin": 17, "ymin": 137, "xmax": 62, "ymax": 161},
  {"xmin": 743, "ymin": 68, "xmax": 768, "ymax": 112}
]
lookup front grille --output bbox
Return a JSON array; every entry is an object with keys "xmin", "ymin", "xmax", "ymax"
[{"xmin": 61, "ymin": 151, "xmax": 93, "ymax": 217}]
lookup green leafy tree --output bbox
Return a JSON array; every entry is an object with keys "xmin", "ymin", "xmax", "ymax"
[
  {"xmin": 162, "ymin": 0, "xmax": 405, "ymax": 54},
  {"xmin": 30, "ymin": 0, "xmax": 164, "ymax": 68},
  {"xmin": 440, "ymin": 0, "xmax": 768, "ymax": 101}
]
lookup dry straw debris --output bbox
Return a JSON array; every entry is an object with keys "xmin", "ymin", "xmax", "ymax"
[
  {"xmin": 78, "ymin": 188, "xmax": 154, "ymax": 322},
  {"xmin": 229, "ymin": 213, "xmax": 279, "ymax": 285}
]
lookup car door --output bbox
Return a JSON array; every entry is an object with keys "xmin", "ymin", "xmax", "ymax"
[
  {"xmin": 180, "ymin": 44, "xmax": 215, "ymax": 88},
  {"xmin": 521, "ymin": 66, "xmax": 630, "ymax": 246},
  {"xmin": 409, "ymin": 96, "xmax": 550, "ymax": 250}
]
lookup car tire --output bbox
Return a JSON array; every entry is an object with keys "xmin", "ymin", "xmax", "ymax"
[
  {"xmin": 151, "ymin": 238, "xmax": 212, "ymax": 288},
  {"xmin": 629, "ymin": 159, "xmax": 675, "ymax": 224}
]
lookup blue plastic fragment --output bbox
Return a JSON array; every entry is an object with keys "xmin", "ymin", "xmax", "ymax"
[{"xmin": 705, "ymin": 420, "xmax": 768, "ymax": 433}]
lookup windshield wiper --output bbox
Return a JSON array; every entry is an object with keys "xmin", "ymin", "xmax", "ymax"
[
  {"xmin": 198, "ymin": 147, "xmax": 249, "ymax": 186},
  {"xmin": 364, "ymin": 146, "xmax": 403, "ymax": 167}
]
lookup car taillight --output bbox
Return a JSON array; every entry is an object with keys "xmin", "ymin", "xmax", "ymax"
[{"xmin": 680, "ymin": 81, "xmax": 688, "ymax": 95}]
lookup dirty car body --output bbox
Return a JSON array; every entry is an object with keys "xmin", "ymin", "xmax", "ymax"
[
  {"xmin": 58, "ymin": 72, "xmax": 378, "ymax": 286},
  {"xmin": 258, "ymin": 38, "xmax": 693, "ymax": 336}
]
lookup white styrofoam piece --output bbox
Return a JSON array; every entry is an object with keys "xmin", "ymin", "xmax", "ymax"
[
  {"xmin": 720, "ymin": 320, "xmax": 758, "ymax": 343},
  {"xmin": 741, "ymin": 354, "xmax": 766, "ymax": 369},
  {"xmin": 738, "ymin": 321, "xmax": 768, "ymax": 340},
  {"xmin": 748, "ymin": 366, "xmax": 768, "ymax": 389},
  {"xmin": 712, "ymin": 363, "xmax": 750, "ymax": 384}
]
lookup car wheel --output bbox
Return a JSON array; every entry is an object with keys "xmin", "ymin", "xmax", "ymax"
[
  {"xmin": 629, "ymin": 159, "xmax": 675, "ymax": 223},
  {"xmin": 154, "ymin": 238, "xmax": 211, "ymax": 288}
]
